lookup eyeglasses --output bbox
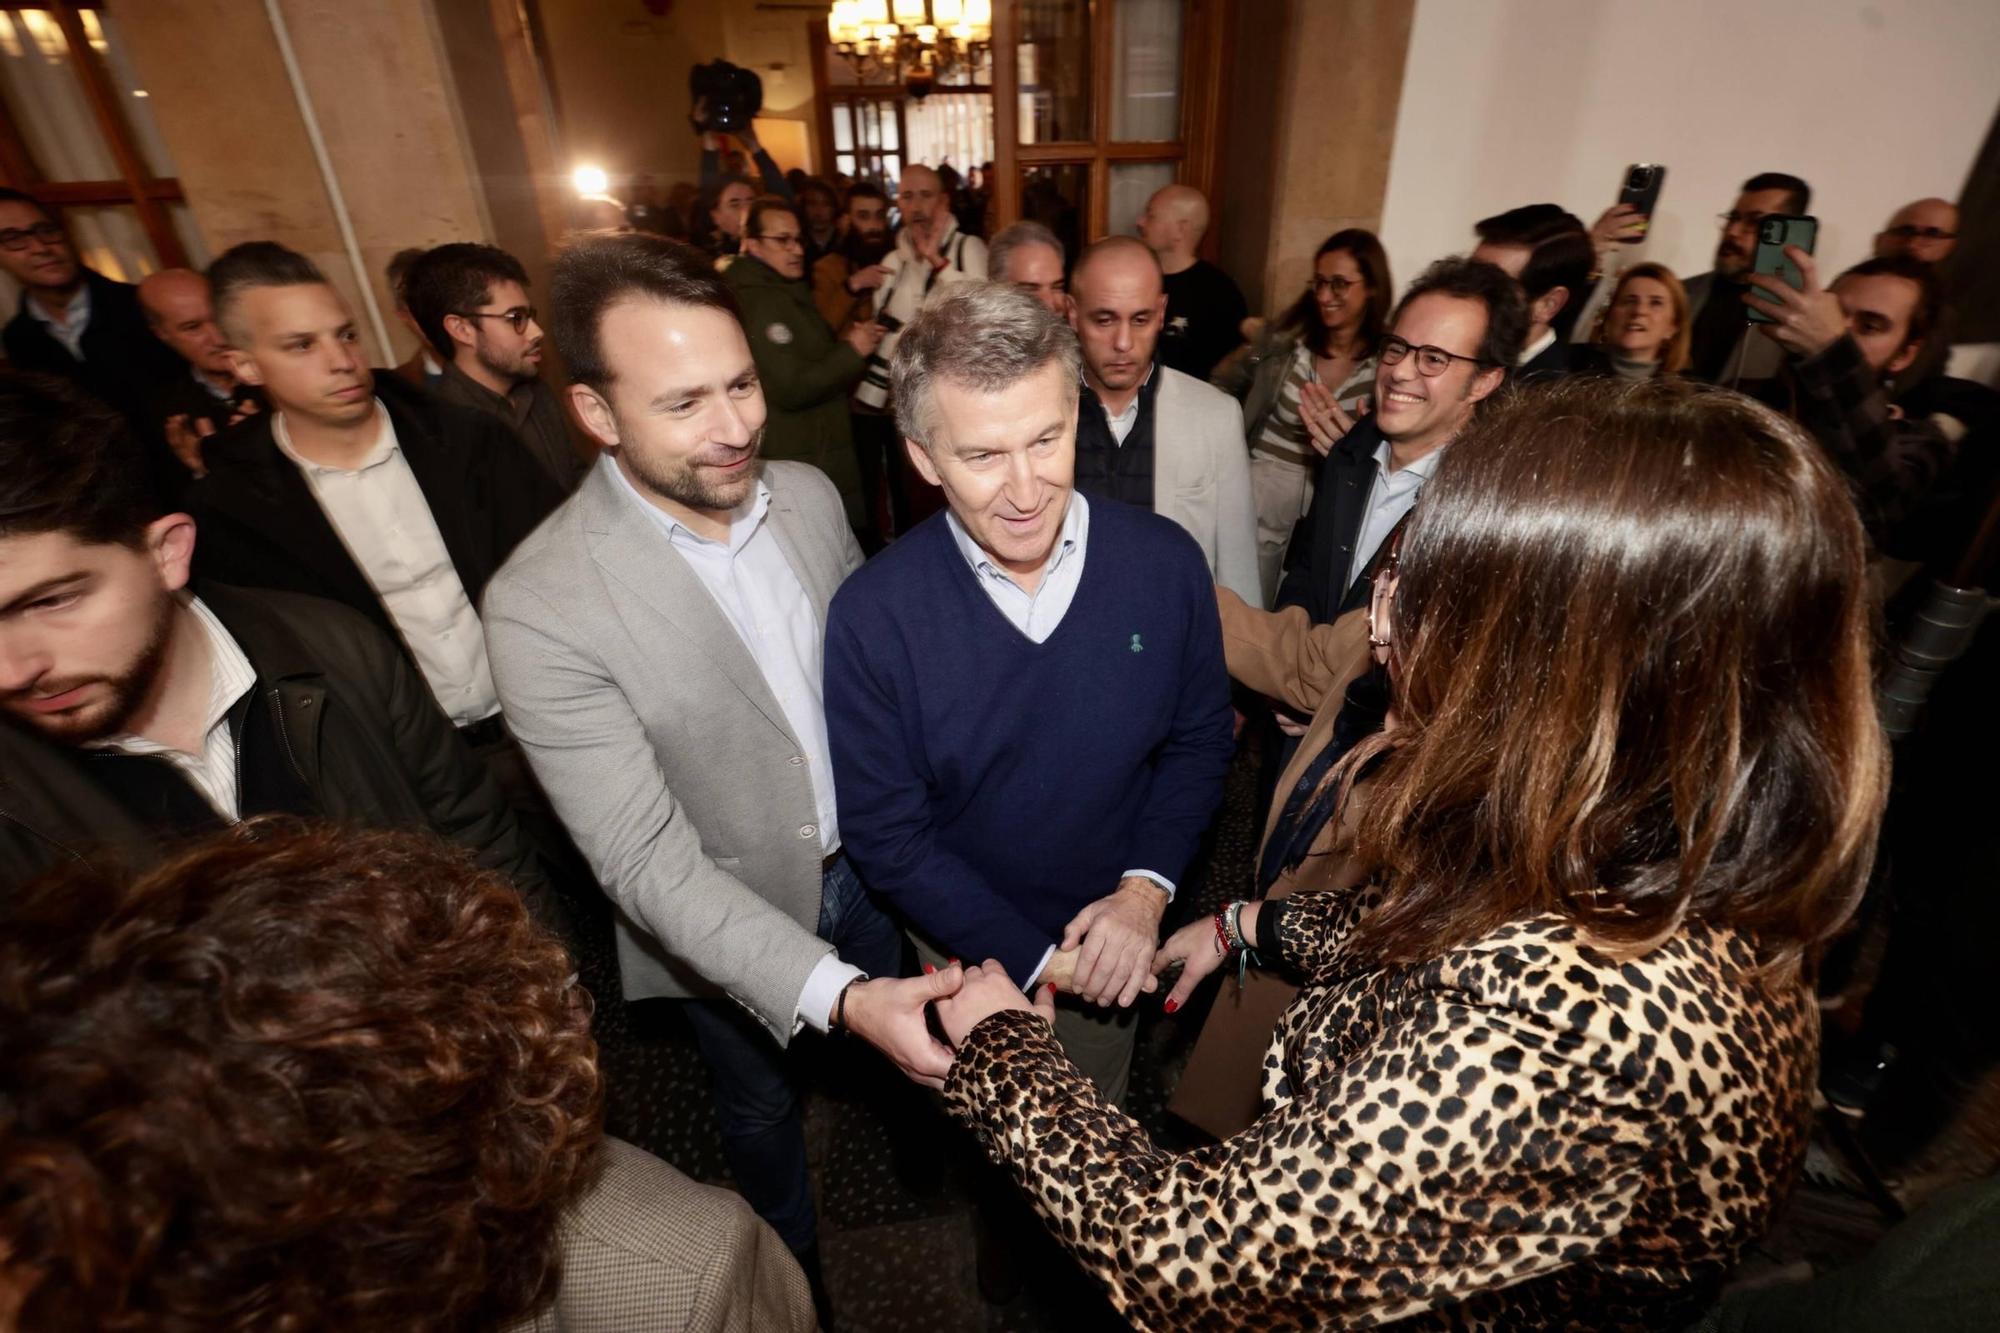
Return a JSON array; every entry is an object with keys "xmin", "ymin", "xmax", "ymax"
[
  {"xmin": 1309, "ymin": 275, "xmax": 1359, "ymax": 296},
  {"xmin": 1717, "ymin": 210, "xmax": 1777, "ymax": 229},
  {"xmin": 754, "ymin": 232, "xmax": 805, "ymax": 249},
  {"xmin": 1379, "ymin": 333, "xmax": 1487, "ymax": 377},
  {"xmin": 454, "ymin": 307, "xmax": 538, "ymax": 334},
  {"xmin": 0, "ymin": 222, "xmax": 64, "ymax": 252},
  {"xmin": 1885, "ymin": 224, "xmax": 1957, "ymax": 241}
]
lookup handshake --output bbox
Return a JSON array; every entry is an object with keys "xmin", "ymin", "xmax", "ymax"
[{"xmin": 842, "ymin": 876, "xmax": 1224, "ymax": 1092}]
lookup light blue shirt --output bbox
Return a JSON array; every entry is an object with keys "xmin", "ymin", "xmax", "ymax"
[
  {"xmin": 27, "ymin": 282, "xmax": 91, "ymax": 361},
  {"xmin": 607, "ymin": 455, "xmax": 859, "ymax": 1033},
  {"xmin": 1346, "ymin": 438, "xmax": 1444, "ymax": 593},
  {"xmin": 944, "ymin": 490, "xmax": 1175, "ymax": 990}
]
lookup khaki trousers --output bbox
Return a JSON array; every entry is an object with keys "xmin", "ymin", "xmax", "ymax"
[{"xmin": 1249, "ymin": 454, "xmax": 1315, "ymax": 605}]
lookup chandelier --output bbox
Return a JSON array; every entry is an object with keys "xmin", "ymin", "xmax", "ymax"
[{"xmin": 827, "ymin": 0, "xmax": 993, "ymax": 94}]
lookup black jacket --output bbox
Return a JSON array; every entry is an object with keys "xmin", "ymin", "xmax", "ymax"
[
  {"xmin": 185, "ymin": 372, "xmax": 561, "ymax": 650},
  {"xmin": 1275, "ymin": 417, "xmax": 1391, "ymax": 623},
  {"xmin": 0, "ymin": 584, "xmax": 556, "ymax": 927},
  {"xmin": 3, "ymin": 267, "xmax": 182, "ymax": 422}
]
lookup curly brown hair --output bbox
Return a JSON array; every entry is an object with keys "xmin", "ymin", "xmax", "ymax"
[{"xmin": 0, "ymin": 820, "xmax": 603, "ymax": 1332}]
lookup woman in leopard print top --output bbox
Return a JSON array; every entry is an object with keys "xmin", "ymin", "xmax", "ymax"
[{"xmin": 933, "ymin": 379, "xmax": 1889, "ymax": 1331}]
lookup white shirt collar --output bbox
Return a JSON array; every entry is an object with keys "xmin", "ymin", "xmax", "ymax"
[
  {"xmin": 1371, "ymin": 436, "xmax": 1449, "ymax": 482},
  {"xmin": 1517, "ymin": 328, "xmax": 1557, "ymax": 367},
  {"xmin": 84, "ymin": 594, "xmax": 256, "ymax": 756},
  {"xmin": 272, "ymin": 401, "xmax": 397, "ymax": 474},
  {"xmin": 946, "ymin": 489, "xmax": 1089, "ymax": 590}
]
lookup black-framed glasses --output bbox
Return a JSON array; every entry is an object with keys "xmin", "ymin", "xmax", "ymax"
[
  {"xmin": 454, "ymin": 306, "xmax": 537, "ymax": 334},
  {"xmin": 1717, "ymin": 210, "xmax": 1775, "ymax": 229},
  {"xmin": 1310, "ymin": 275, "xmax": 1359, "ymax": 296},
  {"xmin": 753, "ymin": 232, "xmax": 805, "ymax": 249},
  {"xmin": 0, "ymin": 222, "xmax": 64, "ymax": 252},
  {"xmin": 1379, "ymin": 333, "xmax": 1487, "ymax": 377},
  {"xmin": 1885, "ymin": 224, "xmax": 1957, "ymax": 241}
]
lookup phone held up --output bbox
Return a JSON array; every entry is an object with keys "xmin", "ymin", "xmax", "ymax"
[
  {"xmin": 1617, "ymin": 163, "xmax": 1667, "ymax": 241},
  {"xmin": 1745, "ymin": 214, "xmax": 1819, "ymax": 324}
]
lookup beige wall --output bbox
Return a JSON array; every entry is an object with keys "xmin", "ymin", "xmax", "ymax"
[
  {"xmin": 1218, "ymin": 0, "xmax": 1414, "ymax": 318},
  {"xmin": 536, "ymin": 0, "xmax": 821, "ymax": 191},
  {"xmin": 109, "ymin": 0, "xmax": 556, "ymax": 365}
]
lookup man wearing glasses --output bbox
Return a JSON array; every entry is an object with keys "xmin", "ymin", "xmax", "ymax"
[
  {"xmin": 0, "ymin": 187, "xmax": 181, "ymax": 428},
  {"xmin": 1683, "ymin": 171, "xmax": 1812, "ymax": 383},
  {"xmin": 403, "ymin": 243, "xmax": 591, "ymax": 492},
  {"xmin": 1276, "ymin": 257, "xmax": 1526, "ymax": 624},
  {"xmin": 182, "ymin": 242, "xmax": 563, "ymax": 825},
  {"xmin": 1875, "ymin": 198, "xmax": 1960, "ymax": 267},
  {"xmin": 725, "ymin": 196, "xmax": 884, "ymax": 537}
]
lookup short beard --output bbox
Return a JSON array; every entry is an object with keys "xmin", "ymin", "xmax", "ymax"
[
  {"xmin": 620, "ymin": 423, "xmax": 767, "ymax": 514},
  {"xmin": 7, "ymin": 595, "xmax": 175, "ymax": 745},
  {"xmin": 846, "ymin": 232, "xmax": 893, "ymax": 266},
  {"xmin": 475, "ymin": 339, "xmax": 535, "ymax": 386}
]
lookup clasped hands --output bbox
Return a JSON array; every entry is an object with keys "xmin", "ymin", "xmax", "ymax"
[{"xmin": 846, "ymin": 880, "xmax": 1241, "ymax": 1089}]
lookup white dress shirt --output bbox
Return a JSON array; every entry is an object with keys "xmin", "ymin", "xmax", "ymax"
[
  {"xmin": 274, "ymin": 404, "xmax": 501, "ymax": 726},
  {"xmin": 945, "ymin": 490, "xmax": 1175, "ymax": 985},
  {"xmin": 1345, "ymin": 437, "xmax": 1445, "ymax": 594},
  {"xmin": 607, "ymin": 456, "xmax": 858, "ymax": 1033},
  {"xmin": 85, "ymin": 596, "xmax": 257, "ymax": 820},
  {"xmin": 1093, "ymin": 365, "xmax": 1154, "ymax": 445},
  {"xmin": 28, "ymin": 283, "xmax": 91, "ymax": 361},
  {"xmin": 1517, "ymin": 328, "xmax": 1558, "ymax": 368}
]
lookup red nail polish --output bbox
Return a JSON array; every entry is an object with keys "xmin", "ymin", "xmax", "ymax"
[
  {"xmin": 948, "ymin": 957, "xmax": 961, "ymax": 965},
  {"xmin": 1164, "ymin": 998, "xmax": 1179, "ymax": 1014},
  {"xmin": 922, "ymin": 963, "xmax": 936, "ymax": 974}
]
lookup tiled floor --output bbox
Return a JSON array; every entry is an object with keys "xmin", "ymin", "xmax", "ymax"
[{"xmin": 567, "ymin": 733, "xmax": 2000, "ymax": 1331}]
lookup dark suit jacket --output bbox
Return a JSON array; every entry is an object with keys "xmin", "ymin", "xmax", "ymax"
[
  {"xmin": 2, "ymin": 267, "xmax": 181, "ymax": 420},
  {"xmin": 0, "ymin": 583, "xmax": 556, "ymax": 930},
  {"xmin": 1512, "ymin": 334, "xmax": 1608, "ymax": 382},
  {"xmin": 1274, "ymin": 418, "xmax": 1390, "ymax": 624},
  {"xmin": 184, "ymin": 372, "xmax": 561, "ymax": 653}
]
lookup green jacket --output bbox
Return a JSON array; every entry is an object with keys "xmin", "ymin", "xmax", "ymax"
[{"xmin": 724, "ymin": 255, "xmax": 867, "ymax": 528}]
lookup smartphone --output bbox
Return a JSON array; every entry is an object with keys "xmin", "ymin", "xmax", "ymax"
[
  {"xmin": 1746, "ymin": 214, "xmax": 1819, "ymax": 323},
  {"xmin": 1616, "ymin": 163, "xmax": 1667, "ymax": 242}
]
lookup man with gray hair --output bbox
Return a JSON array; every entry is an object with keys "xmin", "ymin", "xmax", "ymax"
[
  {"xmin": 987, "ymin": 219, "xmax": 1067, "ymax": 315},
  {"xmin": 825, "ymin": 281, "xmax": 1234, "ymax": 1103}
]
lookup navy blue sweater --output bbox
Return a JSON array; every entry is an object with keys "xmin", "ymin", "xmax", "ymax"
[{"xmin": 825, "ymin": 498, "xmax": 1235, "ymax": 983}]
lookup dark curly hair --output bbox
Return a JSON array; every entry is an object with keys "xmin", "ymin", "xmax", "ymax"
[{"xmin": 0, "ymin": 820, "xmax": 603, "ymax": 1331}]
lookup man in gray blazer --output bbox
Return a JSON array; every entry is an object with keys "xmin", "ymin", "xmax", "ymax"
[
  {"xmin": 483, "ymin": 233, "xmax": 952, "ymax": 1316},
  {"xmin": 1066, "ymin": 235, "xmax": 1261, "ymax": 603}
]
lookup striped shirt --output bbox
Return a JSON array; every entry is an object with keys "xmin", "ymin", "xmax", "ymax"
[{"xmin": 1251, "ymin": 346, "xmax": 1377, "ymax": 468}]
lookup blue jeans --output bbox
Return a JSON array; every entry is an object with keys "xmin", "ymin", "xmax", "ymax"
[{"xmin": 681, "ymin": 852, "xmax": 901, "ymax": 1254}]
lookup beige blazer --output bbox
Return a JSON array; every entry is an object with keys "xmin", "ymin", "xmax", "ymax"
[
  {"xmin": 483, "ymin": 459, "xmax": 864, "ymax": 1042},
  {"xmin": 505, "ymin": 1138, "xmax": 815, "ymax": 1333},
  {"xmin": 1152, "ymin": 366, "xmax": 1262, "ymax": 605}
]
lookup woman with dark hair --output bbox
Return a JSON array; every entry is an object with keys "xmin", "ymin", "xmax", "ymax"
[
  {"xmin": 0, "ymin": 822, "xmax": 814, "ymax": 1332},
  {"xmin": 930, "ymin": 377, "xmax": 1889, "ymax": 1330},
  {"xmin": 1214, "ymin": 228, "xmax": 1394, "ymax": 602}
]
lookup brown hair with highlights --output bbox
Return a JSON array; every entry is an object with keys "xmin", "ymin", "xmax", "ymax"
[
  {"xmin": 0, "ymin": 821, "xmax": 602, "ymax": 1331},
  {"xmin": 1344, "ymin": 377, "xmax": 1887, "ymax": 982}
]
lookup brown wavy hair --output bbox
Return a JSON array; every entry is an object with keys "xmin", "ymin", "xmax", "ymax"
[
  {"xmin": 1345, "ymin": 377, "xmax": 1887, "ymax": 981},
  {"xmin": 0, "ymin": 821, "xmax": 603, "ymax": 1332}
]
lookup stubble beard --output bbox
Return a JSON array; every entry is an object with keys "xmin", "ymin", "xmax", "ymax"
[
  {"xmin": 623, "ymin": 424, "xmax": 768, "ymax": 514},
  {"xmin": 5, "ymin": 595, "xmax": 175, "ymax": 744}
]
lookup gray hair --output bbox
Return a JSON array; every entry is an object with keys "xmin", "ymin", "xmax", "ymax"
[
  {"xmin": 987, "ymin": 220, "xmax": 1065, "ymax": 281},
  {"xmin": 890, "ymin": 282, "xmax": 1080, "ymax": 448}
]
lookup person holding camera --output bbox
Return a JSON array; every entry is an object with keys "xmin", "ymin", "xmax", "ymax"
[{"xmin": 726, "ymin": 196, "xmax": 883, "ymax": 535}]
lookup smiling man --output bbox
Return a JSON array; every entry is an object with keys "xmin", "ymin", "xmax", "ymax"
[
  {"xmin": 403, "ymin": 242, "xmax": 590, "ymax": 492},
  {"xmin": 1276, "ymin": 257, "xmax": 1526, "ymax": 623},
  {"xmin": 481, "ymin": 233, "xmax": 956, "ymax": 1322},
  {"xmin": 825, "ymin": 282, "xmax": 1235, "ymax": 1106}
]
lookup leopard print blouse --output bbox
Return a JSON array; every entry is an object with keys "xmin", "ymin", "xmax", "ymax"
[{"xmin": 943, "ymin": 887, "xmax": 1817, "ymax": 1330}]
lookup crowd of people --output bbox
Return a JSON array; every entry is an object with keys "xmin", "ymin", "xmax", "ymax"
[{"xmin": 0, "ymin": 123, "xmax": 1993, "ymax": 1333}]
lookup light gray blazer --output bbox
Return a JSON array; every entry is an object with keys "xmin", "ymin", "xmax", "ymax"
[
  {"xmin": 483, "ymin": 458, "xmax": 864, "ymax": 1043},
  {"xmin": 1153, "ymin": 365, "xmax": 1263, "ymax": 604}
]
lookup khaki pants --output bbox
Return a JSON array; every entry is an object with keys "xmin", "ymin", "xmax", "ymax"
[
  {"xmin": 1249, "ymin": 454, "xmax": 1315, "ymax": 605},
  {"xmin": 911, "ymin": 931, "xmax": 1137, "ymax": 1107}
]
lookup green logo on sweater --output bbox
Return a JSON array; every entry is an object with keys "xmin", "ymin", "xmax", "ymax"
[{"xmin": 1130, "ymin": 634, "xmax": 1144, "ymax": 653}]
